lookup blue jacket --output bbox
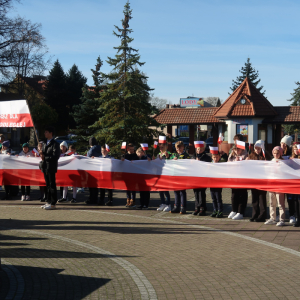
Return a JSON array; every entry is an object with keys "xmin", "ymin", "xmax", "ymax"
[{"xmin": 87, "ymin": 145, "xmax": 102, "ymax": 158}]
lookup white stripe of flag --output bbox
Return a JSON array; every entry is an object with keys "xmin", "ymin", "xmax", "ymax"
[
  {"xmin": 236, "ymin": 140, "xmax": 246, "ymax": 150},
  {"xmin": 106, "ymin": 144, "xmax": 110, "ymax": 152},
  {"xmin": 159, "ymin": 136, "xmax": 166, "ymax": 143},
  {"xmin": 121, "ymin": 142, "xmax": 126, "ymax": 149}
]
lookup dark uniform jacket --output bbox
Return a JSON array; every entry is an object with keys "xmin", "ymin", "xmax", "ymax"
[
  {"xmin": 193, "ymin": 152, "xmax": 212, "ymax": 162},
  {"xmin": 39, "ymin": 139, "xmax": 61, "ymax": 173}
]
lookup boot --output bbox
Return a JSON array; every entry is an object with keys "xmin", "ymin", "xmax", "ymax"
[
  {"xmin": 128, "ymin": 199, "xmax": 136, "ymax": 208},
  {"xmin": 125, "ymin": 198, "xmax": 130, "ymax": 207},
  {"xmin": 294, "ymin": 200, "xmax": 300, "ymax": 227}
]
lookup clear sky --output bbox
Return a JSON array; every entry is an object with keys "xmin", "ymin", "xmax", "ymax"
[{"xmin": 12, "ymin": 0, "xmax": 300, "ymax": 106}]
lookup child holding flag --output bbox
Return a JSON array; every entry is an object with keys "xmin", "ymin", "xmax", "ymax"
[
  {"xmin": 17, "ymin": 143, "xmax": 34, "ymax": 201},
  {"xmin": 121, "ymin": 143, "xmax": 139, "ymax": 208},
  {"xmin": 192, "ymin": 141, "xmax": 211, "ymax": 216},
  {"xmin": 170, "ymin": 140, "xmax": 190, "ymax": 214},
  {"xmin": 228, "ymin": 141, "xmax": 248, "ymax": 220},
  {"xmin": 264, "ymin": 147, "xmax": 285, "ymax": 226},
  {"xmin": 210, "ymin": 149, "xmax": 227, "ymax": 218},
  {"xmin": 136, "ymin": 146, "xmax": 151, "ymax": 209},
  {"xmin": 246, "ymin": 140, "xmax": 267, "ymax": 222},
  {"xmin": 156, "ymin": 137, "xmax": 172, "ymax": 212}
]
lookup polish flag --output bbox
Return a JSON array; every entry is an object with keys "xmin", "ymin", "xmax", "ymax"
[
  {"xmin": 154, "ymin": 141, "xmax": 158, "ymax": 149},
  {"xmin": 140, "ymin": 143, "xmax": 148, "ymax": 151},
  {"xmin": 262, "ymin": 149, "xmax": 265, "ymax": 158},
  {"xmin": 66, "ymin": 150, "xmax": 75, "ymax": 156},
  {"xmin": 121, "ymin": 142, "xmax": 126, "ymax": 149},
  {"xmin": 194, "ymin": 141, "xmax": 204, "ymax": 148},
  {"xmin": 297, "ymin": 145, "xmax": 300, "ymax": 151},
  {"xmin": 236, "ymin": 141, "xmax": 246, "ymax": 150},
  {"xmin": 31, "ymin": 148, "xmax": 39, "ymax": 156},
  {"xmin": 106, "ymin": 144, "xmax": 110, "ymax": 152},
  {"xmin": 209, "ymin": 146, "xmax": 219, "ymax": 154},
  {"xmin": 218, "ymin": 133, "xmax": 223, "ymax": 144},
  {"xmin": 159, "ymin": 136, "xmax": 166, "ymax": 144}
]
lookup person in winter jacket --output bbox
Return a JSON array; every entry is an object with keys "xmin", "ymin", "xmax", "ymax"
[
  {"xmin": 17, "ymin": 143, "xmax": 34, "ymax": 201},
  {"xmin": 228, "ymin": 145, "xmax": 248, "ymax": 220},
  {"xmin": 192, "ymin": 143, "xmax": 211, "ymax": 216},
  {"xmin": 264, "ymin": 146, "xmax": 285, "ymax": 226},
  {"xmin": 246, "ymin": 140, "xmax": 267, "ymax": 222},
  {"xmin": 86, "ymin": 137, "xmax": 101, "ymax": 204}
]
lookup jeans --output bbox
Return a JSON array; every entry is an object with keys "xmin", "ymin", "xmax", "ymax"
[
  {"xmin": 174, "ymin": 190, "xmax": 187, "ymax": 208},
  {"xmin": 210, "ymin": 188, "xmax": 223, "ymax": 212},
  {"xmin": 126, "ymin": 191, "xmax": 136, "ymax": 201},
  {"xmin": 287, "ymin": 194, "xmax": 296, "ymax": 217},
  {"xmin": 193, "ymin": 188, "xmax": 206, "ymax": 210},
  {"xmin": 159, "ymin": 191, "xmax": 170, "ymax": 205},
  {"xmin": 44, "ymin": 172, "xmax": 58, "ymax": 205},
  {"xmin": 251, "ymin": 189, "xmax": 267, "ymax": 220}
]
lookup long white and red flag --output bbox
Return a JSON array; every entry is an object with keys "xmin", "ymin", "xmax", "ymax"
[
  {"xmin": 0, "ymin": 100, "xmax": 34, "ymax": 127},
  {"xmin": 1, "ymin": 155, "xmax": 300, "ymax": 193}
]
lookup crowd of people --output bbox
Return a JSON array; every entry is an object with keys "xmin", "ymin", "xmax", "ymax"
[{"xmin": 0, "ymin": 128, "xmax": 299, "ymax": 228}]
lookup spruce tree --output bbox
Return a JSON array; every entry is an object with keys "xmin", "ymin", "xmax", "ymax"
[
  {"xmin": 44, "ymin": 60, "xmax": 68, "ymax": 132},
  {"xmin": 66, "ymin": 64, "xmax": 87, "ymax": 129},
  {"xmin": 71, "ymin": 57, "xmax": 105, "ymax": 151},
  {"xmin": 288, "ymin": 81, "xmax": 300, "ymax": 106},
  {"xmin": 230, "ymin": 58, "xmax": 266, "ymax": 95},
  {"xmin": 92, "ymin": 1, "xmax": 161, "ymax": 156}
]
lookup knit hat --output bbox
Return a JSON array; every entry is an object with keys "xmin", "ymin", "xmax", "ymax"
[
  {"xmin": 89, "ymin": 137, "xmax": 98, "ymax": 146},
  {"xmin": 272, "ymin": 146, "xmax": 283, "ymax": 156},
  {"xmin": 22, "ymin": 143, "xmax": 29, "ymax": 148},
  {"xmin": 254, "ymin": 140, "xmax": 265, "ymax": 150},
  {"xmin": 60, "ymin": 141, "xmax": 68, "ymax": 148},
  {"xmin": 281, "ymin": 135, "xmax": 293, "ymax": 147},
  {"xmin": 2, "ymin": 140, "xmax": 10, "ymax": 147}
]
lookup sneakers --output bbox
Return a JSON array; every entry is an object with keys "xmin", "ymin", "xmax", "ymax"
[
  {"xmin": 228, "ymin": 211, "xmax": 237, "ymax": 219},
  {"xmin": 210, "ymin": 211, "xmax": 218, "ymax": 217},
  {"xmin": 192, "ymin": 209, "xmax": 200, "ymax": 216},
  {"xmin": 289, "ymin": 216, "xmax": 296, "ymax": 224},
  {"xmin": 128, "ymin": 199, "xmax": 136, "ymax": 208},
  {"xmin": 276, "ymin": 221, "xmax": 285, "ymax": 227},
  {"xmin": 136, "ymin": 205, "xmax": 143, "ymax": 210},
  {"xmin": 264, "ymin": 219, "xmax": 277, "ymax": 225},
  {"xmin": 71, "ymin": 198, "xmax": 77, "ymax": 203},
  {"xmin": 25, "ymin": 196, "xmax": 30, "ymax": 201},
  {"xmin": 180, "ymin": 206, "xmax": 186, "ymax": 214},
  {"xmin": 41, "ymin": 203, "xmax": 48, "ymax": 208},
  {"xmin": 163, "ymin": 205, "xmax": 171, "ymax": 212},
  {"xmin": 125, "ymin": 198, "xmax": 130, "ymax": 207},
  {"xmin": 21, "ymin": 195, "xmax": 25, "ymax": 201},
  {"xmin": 216, "ymin": 211, "xmax": 223, "ymax": 218},
  {"xmin": 170, "ymin": 206, "xmax": 180, "ymax": 213},
  {"xmin": 44, "ymin": 205, "xmax": 56, "ymax": 210},
  {"xmin": 105, "ymin": 200, "xmax": 113, "ymax": 206},
  {"xmin": 232, "ymin": 213, "xmax": 243, "ymax": 220},
  {"xmin": 143, "ymin": 205, "xmax": 148, "ymax": 210},
  {"xmin": 58, "ymin": 198, "xmax": 67, "ymax": 203},
  {"xmin": 157, "ymin": 204, "xmax": 167, "ymax": 211}
]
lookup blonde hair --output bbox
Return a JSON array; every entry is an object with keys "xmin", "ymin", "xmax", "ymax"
[
  {"xmin": 292, "ymin": 144, "xmax": 300, "ymax": 159},
  {"xmin": 175, "ymin": 141, "xmax": 184, "ymax": 148},
  {"xmin": 136, "ymin": 147, "xmax": 144, "ymax": 154}
]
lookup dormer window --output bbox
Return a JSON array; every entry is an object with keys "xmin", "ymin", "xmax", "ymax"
[{"xmin": 240, "ymin": 98, "xmax": 246, "ymax": 105}]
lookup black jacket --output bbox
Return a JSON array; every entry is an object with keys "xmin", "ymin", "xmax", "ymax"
[
  {"xmin": 39, "ymin": 139, "xmax": 61, "ymax": 173},
  {"xmin": 124, "ymin": 153, "xmax": 139, "ymax": 161},
  {"xmin": 193, "ymin": 152, "xmax": 212, "ymax": 162}
]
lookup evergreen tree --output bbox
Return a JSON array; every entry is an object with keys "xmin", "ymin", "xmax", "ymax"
[
  {"xmin": 92, "ymin": 1, "xmax": 161, "ymax": 156},
  {"xmin": 230, "ymin": 58, "xmax": 266, "ymax": 95},
  {"xmin": 71, "ymin": 57, "xmax": 105, "ymax": 151},
  {"xmin": 66, "ymin": 64, "xmax": 87, "ymax": 129},
  {"xmin": 44, "ymin": 59, "xmax": 68, "ymax": 132}
]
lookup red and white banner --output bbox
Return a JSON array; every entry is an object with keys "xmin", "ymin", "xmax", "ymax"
[
  {"xmin": 237, "ymin": 141, "xmax": 246, "ymax": 150},
  {"xmin": 140, "ymin": 143, "xmax": 148, "ymax": 151},
  {"xmin": 210, "ymin": 146, "xmax": 219, "ymax": 154},
  {"xmin": 194, "ymin": 141, "xmax": 204, "ymax": 148},
  {"xmin": 159, "ymin": 136, "xmax": 166, "ymax": 143},
  {"xmin": 1, "ymin": 156, "xmax": 300, "ymax": 193},
  {"xmin": 0, "ymin": 100, "xmax": 34, "ymax": 127}
]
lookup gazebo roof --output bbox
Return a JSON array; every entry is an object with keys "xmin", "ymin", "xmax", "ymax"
[{"xmin": 214, "ymin": 77, "xmax": 277, "ymax": 118}]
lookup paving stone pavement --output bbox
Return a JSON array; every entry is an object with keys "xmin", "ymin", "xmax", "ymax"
[{"xmin": 1, "ymin": 187, "xmax": 300, "ymax": 299}]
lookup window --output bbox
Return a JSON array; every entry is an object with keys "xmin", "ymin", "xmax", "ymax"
[{"xmin": 236, "ymin": 124, "xmax": 248, "ymax": 142}]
